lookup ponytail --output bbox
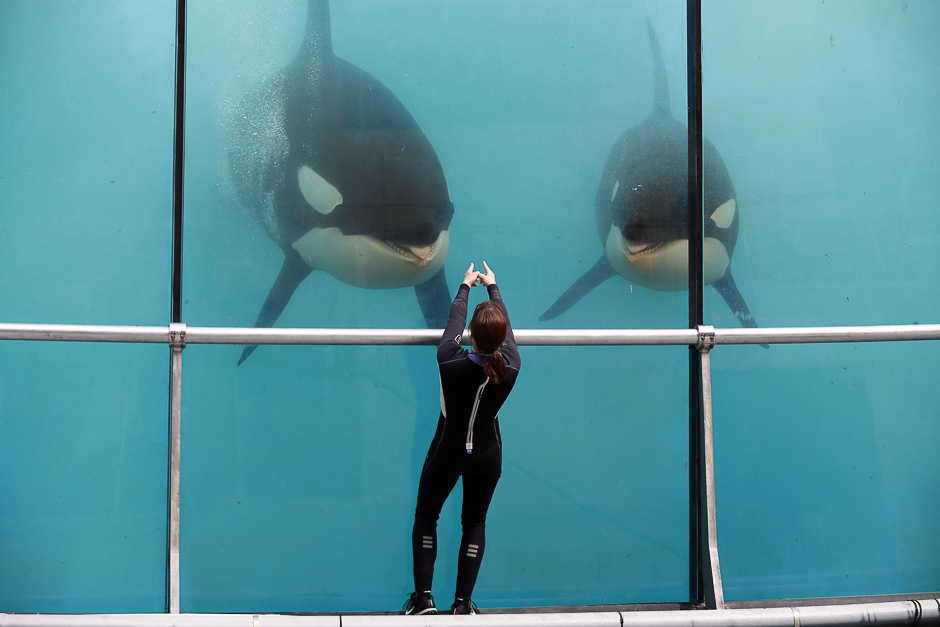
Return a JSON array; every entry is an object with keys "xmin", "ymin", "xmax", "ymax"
[
  {"xmin": 470, "ymin": 300, "xmax": 509, "ymax": 384},
  {"xmin": 483, "ymin": 349, "xmax": 507, "ymax": 385}
]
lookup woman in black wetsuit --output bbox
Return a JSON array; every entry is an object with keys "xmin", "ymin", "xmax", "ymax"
[{"xmin": 404, "ymin": 261, "xmax": 521, "ymax": 616}]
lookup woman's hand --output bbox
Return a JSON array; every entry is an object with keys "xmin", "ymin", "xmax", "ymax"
[
  {"xmin": 479, "ymin": 261, "xmax": 496, "ymax": 286},
  {"xmin": 462, "ymin": 263, "xmax": 481, "ymax": 287}
]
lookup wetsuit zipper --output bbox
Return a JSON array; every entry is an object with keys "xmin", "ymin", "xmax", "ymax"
[{"xmin": 466, "ymin": 379, "xmax": 488, "ymax": 454}]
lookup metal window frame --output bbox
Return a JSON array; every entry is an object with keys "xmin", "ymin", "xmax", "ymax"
[{"xmin": 687, "ymin": 0, "xmax": 706, "ymax": 606}]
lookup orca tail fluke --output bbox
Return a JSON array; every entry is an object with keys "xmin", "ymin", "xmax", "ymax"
[
  {"xmin": 237, "ymin": 249, "xmax": 314, "ymax": 365},
  {"xmin": 540, "ymin": 256, "xmax": 617, "ymax": 322},
  {"xmin": 414, "ymin": 266, "xmax": 450, "ymax": 329},
  {"xmin": 712, "ymin": 269, "xmax": 769, "ymax": 349}
]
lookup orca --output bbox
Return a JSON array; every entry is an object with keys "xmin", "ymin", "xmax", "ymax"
[
  {"xmin": 541, "ymin": 20, "xmax": 760, "ymax": 337},
  {"xmin": 228, "ymin": 0, "xmax": 454, "ymax": 364}
]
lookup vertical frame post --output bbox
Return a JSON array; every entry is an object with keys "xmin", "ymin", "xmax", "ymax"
[
  {"xmin": 171, "ymin": 0, "xmax": 186, "ymax": 325},
  {"xmin": 686, "ymin": 0, "xmax": 705, "ymax": 606}
]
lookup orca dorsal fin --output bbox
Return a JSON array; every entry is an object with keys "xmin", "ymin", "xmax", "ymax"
[
  {"xmin": 300, "ymin": 0, "xmax": 334, "ymax": 59},
  {"xmin": 647, "ymin": 19, "xmax": 670, "ymax": 118}
]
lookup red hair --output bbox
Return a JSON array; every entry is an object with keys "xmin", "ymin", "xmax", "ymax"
[{"xmin": 470, "ymin": 301, "xmax": 508, "ymax": 384}]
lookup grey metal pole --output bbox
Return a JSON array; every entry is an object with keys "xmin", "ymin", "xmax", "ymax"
[
  {"xmin": 167, "ymin": 324, "xmax": 185, "ymax": 614},
  {"xmin": 0, "ymin": 323, "xmax": 938, "ymax": 346},
  {"xmin": 697, "ymin": 326, "xmax": 724, "ymax": 609},
  {"xmin": 0, "ymin": 598, "xmax": 936, "ymax": 626},
  {"xmin": 0, "ymin": 324, "xmax": 169, "ymax": 343},
  {"xmin": 185, "ymin": 327, "xmax": 699, "ymax": 347}
]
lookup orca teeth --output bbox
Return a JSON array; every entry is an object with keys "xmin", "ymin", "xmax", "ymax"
[
  {"xmin": 626, "ymin": 241, "xmax": 657, "ymax": 255},
  {"xmin": 385, "ymin": 241, "xmax": 435, "ymax": 266}
]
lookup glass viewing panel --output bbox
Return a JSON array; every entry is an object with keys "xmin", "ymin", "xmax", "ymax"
[
  {"xmin": 712, "ymin": 341, "xmax": 940, "ymax": 599},
  {"xmin": 0, "ymin": 0, "xmax": 175, "ymax": 327},
  {"xmin": 180, "ymin": 0, "xmax": 692, "ymax": 610},
  {"xmin": 0, "ymin": 342, "xmax": 170, "ymax": 613},
  {"xmin": 704, "ymin": 1, "xmax": 940, "ymax": 600},
  {"xmin": 181, "ymin": 343, "xmax": 688, "ymax": 612},
  {"xmin": 9, "ymin": 0, "xmax": 936, "ymax": 615},
  {"xmin": 702, "ymin": 1, "xmax": 940, "ymax": 330},
  {"xmin": 181, "ymin": 0, "xmax": 690, "ymax": 332}
]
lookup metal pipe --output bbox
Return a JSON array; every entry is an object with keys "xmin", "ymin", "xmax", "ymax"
[
  {"xmin": 1, "ymin": 599, "xmax": 936, "ymax": 627},
  {"xmin": 186, "ymin": 327, "xmax": 699, "ymax": 346},
  {"xmin": 2, "ymin": 323, "xmax": 938, "ymax": 346},
  {"xmin": 167, "ymin": 324, "xmax": 185, "ymax": 614},
  {"xmin": 697, "ymin": 327, "xmax": 724, "ymax": 610},
  {"xmin": 713, "ymin": 324, "xmax": 940, "ymax": 345},
  {"xmin": 0, "ymin": 323, "xmax": 169, "ymax": 343}
]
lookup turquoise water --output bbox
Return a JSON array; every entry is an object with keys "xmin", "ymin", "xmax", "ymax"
[{"xmin": 1, "ymin": 0, "xmax": 938, "ymax": 614}]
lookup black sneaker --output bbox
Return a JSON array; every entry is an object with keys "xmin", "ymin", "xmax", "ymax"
[
  {"xmin": 403, "ymin": 591, "xmax": 437, "ymax": 615},
  {"xmin": 451, "ymin": 598, "xmax": 477, "ymax": 615}
]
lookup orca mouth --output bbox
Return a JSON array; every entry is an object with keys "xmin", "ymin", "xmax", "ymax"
[
  {"xmin": 384, "ymin": 241, "xmax": 438, "ymax": 266},
  {"xmin": 606, "ymin": 225, "xmax": 730, "ymax": 291},
  {"xmin": 291, "ymin": 228, "xmax": 449, "ymax": 290},
  {"xmin": 625, "ymin": 240, "xmax": 663, "ymax": 256}
]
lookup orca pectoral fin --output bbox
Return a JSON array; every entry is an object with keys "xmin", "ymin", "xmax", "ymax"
[
  {"xmin": 712, "ymin": 269, "xmax": 769, "ymax": 349},
  {"xmin": 237, "ymin": 249, "xmax": 314, "ymax": 365},
  {"xmin": 539, "ymin": 256, "xmax": 616, "ymax": 322},
  {"xmin": 414, "ymin": 266, "xmax": 450, "ymax": 329}
]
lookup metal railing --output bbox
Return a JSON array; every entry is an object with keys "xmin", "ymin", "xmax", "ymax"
[
  {"xmin": 2, "ymin": 320, "xmax": 939, "ymax": 617},
  {"xmin": 3, "ymin": 322, "xmax": 938, "ymax": 346}
]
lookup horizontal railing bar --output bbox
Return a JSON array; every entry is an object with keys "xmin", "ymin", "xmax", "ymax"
[
  {"xmin": 0, "ymin": 323, "xmax": 938, "ymax": 346},
  {"xmin": 0, "ymin": 323, "xmax": 170, "ymax": 343},
  {"xmin": 714, "ymin": 324, "xmax": 940, "ymax": 345},
  {"xmin": 188, "ymin": 327, "xmax": 699, "ymax": 346}
]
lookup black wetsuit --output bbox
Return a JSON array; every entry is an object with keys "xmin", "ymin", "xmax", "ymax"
[{"xmin": 412, "ymin": 283, "xmax": 521, "ymax": 599}]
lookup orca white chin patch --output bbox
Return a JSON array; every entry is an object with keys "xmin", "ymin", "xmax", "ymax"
[
  {"xmin": 605, "ymin": 226, "xmax": 730, "ymax": 291},
  {"xmin": 298, "ymin": 165, "xmax": 342, "ymax": 215},
  {"xmin": 292, "ymin": 229, "xmax": 449, "ymax": 289}
]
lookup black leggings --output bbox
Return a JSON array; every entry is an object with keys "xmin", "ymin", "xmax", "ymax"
[{"xmin": 412, "ymin": 445, "xmax": 501, "ymax": 598}]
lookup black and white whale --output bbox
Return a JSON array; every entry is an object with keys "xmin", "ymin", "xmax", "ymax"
[
  {"xmin": 541, "ymin": 21, "xmax": 759, "ymax": 334},
  {"xmin": 229, "ymin": 0, "xmax": 453, "ymax": 364}
]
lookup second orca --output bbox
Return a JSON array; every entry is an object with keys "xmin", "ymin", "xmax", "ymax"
[
  {"xmin": 229, "ymin": 0, "xmax": 454, "ymax": 364},
  {"xmin": 541, "ymin": 21, "xmax": 760, "ymax": 337}
]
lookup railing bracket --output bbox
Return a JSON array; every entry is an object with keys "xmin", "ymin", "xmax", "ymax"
[
  {"xmin": 697, "ymin": 325, "xmax": 715, "ymax": 352},
  {"xmin": 169, "ymin": 322, "xmax": 187, "ymax": 350}
]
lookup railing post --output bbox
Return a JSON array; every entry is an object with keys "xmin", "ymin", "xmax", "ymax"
[
  {"xmin": 696, "ymin": 325, "xmax": 724, "ymax": 609},
  {"xmin": 168, "ymin": 323, "xmax": 186, "ymax": 613}
]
